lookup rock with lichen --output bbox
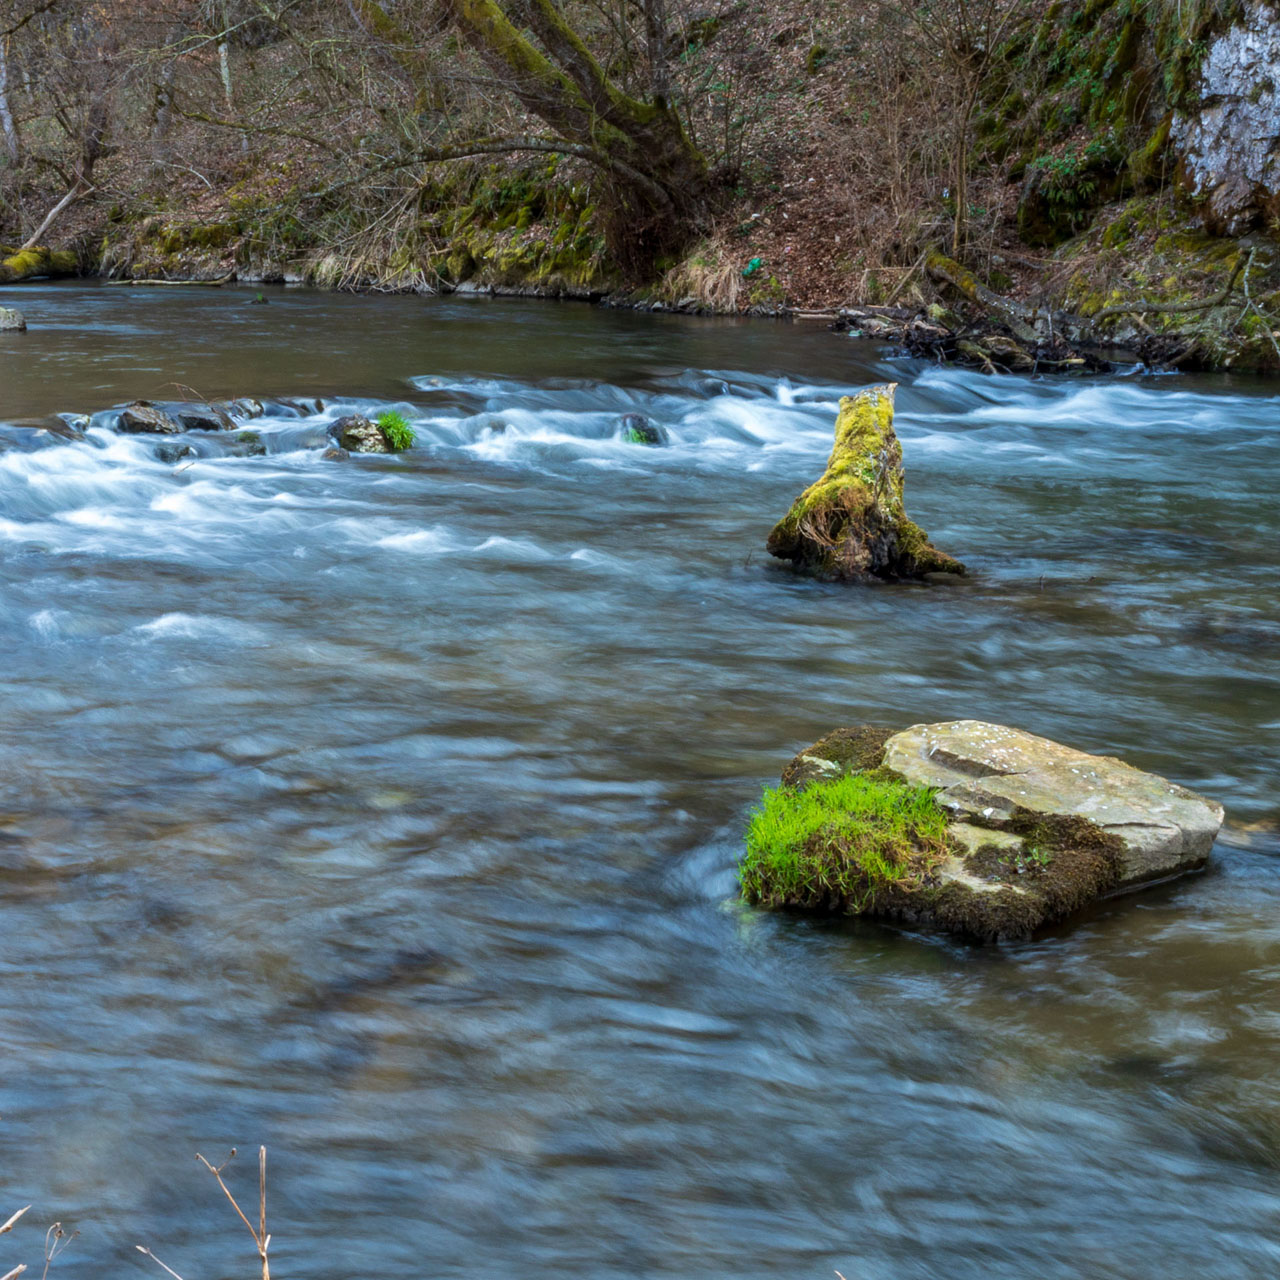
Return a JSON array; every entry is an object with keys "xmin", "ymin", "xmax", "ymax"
[
  {"xmin": 0, "ymin": 306, "xmax": 27, "ymax": 332},
  {"xmin": 766, "ymin": 383, "xmax": 963, "ymax": 582},
  {"xmin": 117, "ymin": 401, "xmax": 182, "ymax": 433},
  {"xmin": 620, "ymin": 412, "xmax": 667, "ymax": 445},
  {"xmin": 331, "ymin": 414, "xmax": 391, "ymax": 454},
  {"xmin": 743, "ymin": 720, "xmax": 1224, "ymax": 942}
]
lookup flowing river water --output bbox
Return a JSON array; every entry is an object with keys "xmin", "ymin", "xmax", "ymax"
[{"xmin": 1, "ymin": 283, "xmax": 1278, "ymax": 1280}]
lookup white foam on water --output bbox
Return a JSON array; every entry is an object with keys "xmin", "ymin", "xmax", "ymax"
[
  {"xmin": 471, "ymin": 535, "xmax": 554, "ymax": 561},
  {"xmin": 132, "ymin": 612, "xmax": 261, "ymax": 643},
  {"xmin": 373, "ymin": 526, "xmax": 460, "ymax": 555},
  {"xmin": 28, "ymin": 608, "xmax": 65, "ymax": 639}
]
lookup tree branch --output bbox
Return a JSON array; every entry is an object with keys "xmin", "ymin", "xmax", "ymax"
[
  {"xmin": 1, "ymin": 0, "xmax": 57, "ymax": 39},
  {"xmin": 1089, "ymin": 254, "xmax": 1247, "ymax": 321}
]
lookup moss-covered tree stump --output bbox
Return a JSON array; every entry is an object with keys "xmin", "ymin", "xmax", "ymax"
[{"xmin": 766, "ymin": 384, "xmax": 963, "ymax": 582}]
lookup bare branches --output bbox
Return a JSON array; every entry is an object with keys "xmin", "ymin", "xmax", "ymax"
[
  {"xmin": 2, "ymin": 1203, "xmax": 31, "ymax": 1280},
  {"xmin": 19, "ymin": 178, "xmax": 90, "ymax": 249},
  {"xmin": 1, "ymin": 1, "xmax": 57, "ymax": 41}
]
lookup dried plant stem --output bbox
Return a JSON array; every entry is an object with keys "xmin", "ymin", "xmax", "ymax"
[
  {"xmin": 195, "ymin": 1147, "xmax": 270, "ymax": 1280},
  {"xmin": 0, "ymin": 1210, "xmax": 30, "ymax": 1237},
  {"xmin": 40, "ymin": 1222, "xmax": 75, "ymax": 1280},
  {"xmin": 135, "ymin": 1246, "xmax": 184, "ymax": 1280},
  {"xmin": 2, "ymin": 1206, "xmax": 31, "ymax": 1280}
]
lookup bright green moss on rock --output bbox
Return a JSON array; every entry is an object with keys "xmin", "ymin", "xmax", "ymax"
[
  {"xmin": 766, "ymin": 385, "xmax": 964, "ymax": 583},
  {"xmin": 740, "ymin": 772, "xmax": 955, "ymax": 914},
  {"xmin": 0, "ymin": 246, "xmax": 78, "ymax": 283}
]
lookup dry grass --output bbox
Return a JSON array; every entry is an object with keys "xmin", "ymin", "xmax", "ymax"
[{"xmin": 657, "ymin": 239, "xmax": 744, "ymax": 311}]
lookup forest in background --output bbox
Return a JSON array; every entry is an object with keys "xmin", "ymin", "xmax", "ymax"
[{"xmin": 2, "ymin": 0, "xmax": 1279, "ymax": 370}]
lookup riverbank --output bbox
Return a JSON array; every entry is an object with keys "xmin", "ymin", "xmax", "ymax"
[{"xmin": 9, "ymin": 184, "xmax": 1276, "ymax": 375}]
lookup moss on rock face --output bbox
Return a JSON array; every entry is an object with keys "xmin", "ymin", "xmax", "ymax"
[
  {"xmin": 780, "ymin": 726, "xmax": 895, "ymax": 789},
  {"xmin": 766, "ymin": 384, "xmax": 963, "ymax": 583},
  {"xmin": 1061, "ymin": 193, "xmax": 1280, "ymax": 371},
  {"xmin": 0, "ymin": 246, "xmax": 78, "ymax": 283}
]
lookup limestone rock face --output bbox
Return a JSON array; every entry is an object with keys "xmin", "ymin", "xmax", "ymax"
[
  {"xmin": 1172, "ymin": 4, "xmax": 1280, "ymax": 234},
  {"xmin": 0, "ymin": 306, "xmax": 27, "ymax": 332},
  {"xmin": 883, "ymin": 721, "xmax": 1224, "ymax": 889},
  {"xmin": 766, "ymin": 384, "xmax": 963, "ymax": 582}
]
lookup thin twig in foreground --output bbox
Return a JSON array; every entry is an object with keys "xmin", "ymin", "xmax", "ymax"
[
  {"xmin": 0, "ymin": 1209, "xmax": 30, "ymax": 1236},
  {"xmin": 135, "ymin": 1245, "xmax": 184, "ymax": 1280}
]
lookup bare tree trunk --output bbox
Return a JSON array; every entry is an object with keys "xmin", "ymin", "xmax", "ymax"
[
  {"xmin": 644, "ymin": 0, "xmax": 668, "ymax": 106},
  {"xmin": 217, "ymin": 7, "xmax": 249, "ymax": 154},
  {"xmin": 20, "ymin": 180, "xmax": 87, "ymax": 249},
  {"xmin": 0, "ymin": 36, "xmax": 20, "ymax": 166},
  {"xmin": 151, "ymin": 41, "xmax": 179, "ymax": 148}
]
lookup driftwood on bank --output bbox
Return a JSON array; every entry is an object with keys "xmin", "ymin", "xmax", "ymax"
[
  {"xmin": 924, "ymin": 249, "xmax": 1045, "ymax": 344},
  {"xmin": 106, "ymin": 272, "xmax": 236, "ymax": 287}
]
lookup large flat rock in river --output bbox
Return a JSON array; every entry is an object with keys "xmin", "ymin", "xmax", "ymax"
[
  {"xmin": 882, "ymin": 720, "xmax": 1223, "ymax": 889},
  {"xmin": 753, "ymin": 720, "xmax": 1227, "ymax": 941}
]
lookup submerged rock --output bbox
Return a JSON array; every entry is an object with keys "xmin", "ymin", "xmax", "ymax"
[
  {"xmin": 154, "ymin": 441, "xmax": 196, "ymax": 464},
  {"xmin": 227, "ymin": 397, "xmax": 265, "ymax": 420},
  {"xmin": 744, "ymin": 720, "xmax": 1224, "ymax": 942},
  {"xmin": 117, "ymin": 401, "xmax": 182, "ymax": 433},
  {"xmin": 620, "ymin": 412, "xmax": 667, "ymax": 445},
  {"xmin": 227, "ymin": 430, "xmax": 267, "ymax": 457},
  {"xmin": 321, "ymin": 446, "xmax": 350, "ymax": 462},
  {"xmin": 45, "ymin": 413, "xmax": 89, "ymax": 440},
  {"xmin": 178, "ymin": 405, "xmax": 233, "ymax": 432},
  {"xmin": 0, "ymin": 306, "xmax": 27, "ymax": 332},
  {"xmin": 766, "ymin": 384, "xmax": 963, "ymax": 581},
  {"xmin": 332, "ymin": 414, "xmax": 391, "ymax": 454}
]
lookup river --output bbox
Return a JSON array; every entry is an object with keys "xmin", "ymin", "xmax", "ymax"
[{"xmin": 1, "ymin": 282, "xmax": 1278, "ymax": 1280}]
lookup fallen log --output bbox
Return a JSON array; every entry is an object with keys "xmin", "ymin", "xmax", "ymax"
[
  {"xmin": 106, "ymin": 272, "xmax": 236, "ymax": 287},
  {"xmin": 924, "ymin": 249, "xmax": 1045, "ymax": 343}
]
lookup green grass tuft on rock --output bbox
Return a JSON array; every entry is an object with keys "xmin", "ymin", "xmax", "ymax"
[
  {"xmin": 376, "ymin": 409, "xmax": 416, "ymax": 451},
  {"xmin": 739, "ymin": 772, "xmax": 953, "ymax": 912}
]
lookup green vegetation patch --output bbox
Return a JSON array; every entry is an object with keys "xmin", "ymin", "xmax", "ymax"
[
  {"xmin": 376, "ymin": 409, "xmax": 416, "ymax": 451},
  {"xmin": 739, "ymin": 773, "xmax": 954, "ymax": 913}
]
